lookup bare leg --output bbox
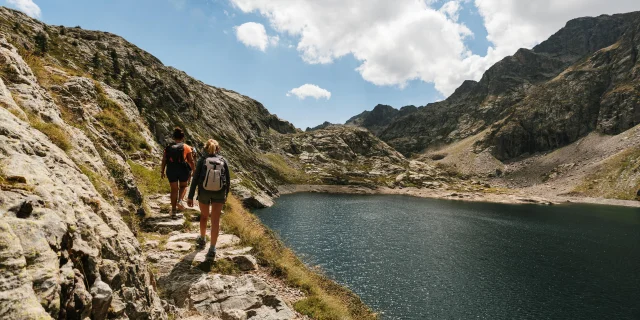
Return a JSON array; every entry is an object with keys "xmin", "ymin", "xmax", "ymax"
[
  {"xmin": 169, "ymin": 182, "xmax": 179, "ymax": 213},
  {"xmin": 198, "ymin": 201, "xmax": 210, "ymax": 240},
  {"xmin": 209, "ymin": 203, "xmax": 223, "ymax": 248},
  {"xmin": 178, "ymin": 181, "xmax": 188, "ymax": 209}
]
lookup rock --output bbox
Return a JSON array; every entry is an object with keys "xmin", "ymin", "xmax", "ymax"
[
  {"xmin": 223, "ymin": 247, "xmax": 253, "ymax": 256},
  {"xmin": 168, "ymin": 233, "xmax": 200, "ymax": 242},
  {"xmin": 232, "ymin": 185, "xmax": 275, "ymax": 209},
  {"xmin": 90, "ymin": 280, "xmax": 113, "ymax": 320},
  {"xmin": 0, "ymin": 221, "xmax": 51, "ymax": 319},
  {"xmin": 144, "ymin": 240, "xmax": 160, "ymax": 249},
  {"xmin": 5, "ymin": 175, "xmax": 27, "ymax": 183},
  {"xmin": 142, "ymin": 215, "xmax": 186, "ymax": 234},
  {"xmin": 636, "ymin": 189, "xmax": 640, "ymax": 197},
  {"xmin": 165, "ymin": 241, "xmax": 192, "ymax": 252},
  {"xmin": 109, "ymin": 295, "xmax": 126, "ymax": 318},
  {"xmin": 217, "ymin": 234, "xmax": 241, "ymax": 249},
  {"xmin": 11, "ymin": 200, "xmax": 34, "ymax": 218},
  {"xmin": 222, "ymin": 309, "xmax": 248, "ymax": 320},
  {"xmin": 99, "ymin": 259, "xmax": 121, "ymax": 288},
  {"xmin": 395, "ymin": 173, "xmax": 406, "ymax": 183},
  {"xmin": 225, "ymin": 255, "xmax": 257, "ymax": 271},
  {"xmin": 186, "ymin": 274, "xmax": 295, "ymax": 320}
]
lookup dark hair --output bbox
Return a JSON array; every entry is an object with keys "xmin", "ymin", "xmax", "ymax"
[{"xmin": 172, "ymin": 127, "xmax": 185, "ymax": 140}]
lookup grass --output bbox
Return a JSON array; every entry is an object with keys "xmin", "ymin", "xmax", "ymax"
[
  {"xmin": 95, "ymin": 83, "xmax": 151, "ymax": 153},
  {"xmin": 31, "ymin": 120, "xmax": 72, "ymax": 152},
  {"xmin": 128, "ymin": 160, "xmax": 170, "ymax": 195},
  {"xmin": 78, "ymin": 163, "xmax": 113, "ymax": 200},
  {"xmin": 572, "ymin": 147, "xmax": 640, "ymax": 200},
  {"xmin": 207, "ymin": 258, "xmax": 241, "ymax": 275},
  {"xmin": 221, "ymin": 196, "xmax": 377, "ymax": 320},
  {"xmin": 262, "ymin": 153, "xmax": 309, "ymax": 184}
]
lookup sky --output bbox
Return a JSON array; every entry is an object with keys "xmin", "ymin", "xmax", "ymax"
[{"xmin": 5, "ymin": 0, "xmax": 640, "ymax": 129}]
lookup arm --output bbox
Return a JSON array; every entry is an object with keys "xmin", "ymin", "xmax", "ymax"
[
  {"xmin": 188, "ymin": 156, "xmax": 203, "ymax": 200},
  {"xmin": 224, "ymin": 160, "xmax": 231, "ymax": 198},
  {"xmin": 186, "ymin": 152, "xmax": 195, "ymax": 172},
  {"xmin": 160, "ymin": 148, "xmax": 167, "ymax": 179}
]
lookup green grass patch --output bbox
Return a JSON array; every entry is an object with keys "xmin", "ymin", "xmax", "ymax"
[
  {"xmin": 221, "ymin": 196, "xmax": 377, "ymax": 320},
  {"xmin": 262, "ymin": 153, "xmax": 309, "ymax": 184},
  {"xmin": 128, "ymin": 160, "xmax": 170, "ymax": 195},
  {"xmin": 95, "ymin": 83, "xmax": 151, "ymax": 153},
  {"xmin": 572, "ymin": 147, "xmax": 640, "ymax": 200},
  {"xmin": 32, "ymin": 121, "xmax": 72, "ymax": 152},
  {"xmin": 208, "ymin": 258, "xmax": 241, "ymax": 275},
  {"xmin": 78, "ymin": 163, "xmax": 113, "ymax": 200}
]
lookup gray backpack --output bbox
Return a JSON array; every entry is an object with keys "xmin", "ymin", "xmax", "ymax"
[{"xmin": 202, "ymin": 155, "xmax": 226, "ymax": 192}]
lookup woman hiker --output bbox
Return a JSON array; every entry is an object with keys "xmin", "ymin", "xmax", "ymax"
[
  {"xmin": 160, "ymin": 127, "xmax": 195, "ymax": 217},
  {"xmin": 187, "ymin": 139, "xmax": 231, "ymax": 260}
]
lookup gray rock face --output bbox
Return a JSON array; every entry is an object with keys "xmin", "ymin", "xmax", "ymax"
[
  {"xmin": 90, "ymin": 280, "xmax": 113, "ymax": 320},
  {"xmin": 344, "ymin": 11, "xmax": 640, "ymax": 160},
  {"xmin": 188, "ymin": 274, "xmax": 295, "ymax": 320},
  {"xmin": 0, "ymin": 23, "xmax": 166, "ymax": 320}
]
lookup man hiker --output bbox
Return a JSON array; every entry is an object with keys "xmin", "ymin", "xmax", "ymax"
[{"xmin": 161, "ymin": 127, "xmax": 195, "ymax": 217}]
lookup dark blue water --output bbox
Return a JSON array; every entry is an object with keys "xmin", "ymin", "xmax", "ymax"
[{"xmin": 256, "ymin": 193, "xmax": 640, "ymax": 320}]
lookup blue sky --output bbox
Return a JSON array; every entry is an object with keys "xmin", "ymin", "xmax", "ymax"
[{"xmin": 6, "ymin": 0, "xmax": 640, "ymax": 129}]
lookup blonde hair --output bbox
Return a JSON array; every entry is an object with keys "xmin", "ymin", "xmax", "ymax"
[{"xmin": 204, "ymin": 139, "xmax": 220, "ymax": 154}]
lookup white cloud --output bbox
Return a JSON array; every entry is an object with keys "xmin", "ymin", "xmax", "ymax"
[
  {"xmin": 230, "ymin": 0, "xmax": 640, "ymax": 97},
  {"xmin": 234, "ymin": 22, "xmax": 278, "ymax": 51},
  {"xmin": 6, "ymin": 0, "xmax": 41, "ymax": 18},
  {"xmin": 286, "ymin": 84, "xmax": 331, "ymax": 100}
]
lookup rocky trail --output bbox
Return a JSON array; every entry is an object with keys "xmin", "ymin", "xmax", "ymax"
[{"xmin": 139, "ymin": 194, "xmax": 305, "ymax": 320}]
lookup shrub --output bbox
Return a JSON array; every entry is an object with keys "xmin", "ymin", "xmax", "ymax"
[{"xmin": 34, "ymin": 31, "xmax": 48, "ymax": 55}]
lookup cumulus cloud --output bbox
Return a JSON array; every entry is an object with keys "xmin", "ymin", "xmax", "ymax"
[
  {"xmin": 286, "ymin": 84, "xmax": 331, "ymax": 100},
  {"xmin": 234, "ymin": 22, "xmax": 278, "ymax": 51},
  {"xmin": 6, "ymin": 0, "xmax": 41, "ymax": 18},
  {"xmin": 230, "ymin": 0, "xmax": 640, "ymax": 97}
]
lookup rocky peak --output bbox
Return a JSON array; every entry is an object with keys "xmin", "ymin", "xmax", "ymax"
[{"xmin": 348, "ymin": 10, "xmax": 640, "ymax": 159}]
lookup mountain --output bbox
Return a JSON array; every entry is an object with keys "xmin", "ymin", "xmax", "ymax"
[
  {"xmin": 347, "ymin": 12, "xmax": 640, "ymax": 160},
  {"xmin": 0, "ymin": 7, "xmax": 379, "ymax": 320},
  {"xmin": 345, "ymin": 104, "xmax": 417, "ymax": 135}
]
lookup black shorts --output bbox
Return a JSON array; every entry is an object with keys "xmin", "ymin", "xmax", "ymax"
[{"xmin": 166, "ymin": 165, "xmax": 190, "ymax": 183}]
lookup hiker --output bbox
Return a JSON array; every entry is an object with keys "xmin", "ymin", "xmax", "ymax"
[
  {"xmin": 160, "ymin": 127, "xmax": 195, "ymax": 217},
  {"xmin": 181, "ymin": 139, "xmax": 197, "ymax": 201},
  {"xmin": 187, "ymin": 139, "xmax": 230, "ymax": 260}
]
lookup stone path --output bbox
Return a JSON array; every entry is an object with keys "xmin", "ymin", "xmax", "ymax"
[{"xmin": 141, "ymin": 195, "xmax": 306, "ymax": 320}]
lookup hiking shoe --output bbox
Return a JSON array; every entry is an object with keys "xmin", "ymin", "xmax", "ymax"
[
  {"xmin": 205, "ymin": 247, "xmax": 216, "ymax": 261},
  {"xmin": 195, "ymin": 236, "xmax": 206, "ymax": 249},
  {"xmin": 177, "ymin": 201, "xmax": 185, "ymax": 211},
  {"xmin": 170, "ymin": 209, "xmax": 177, "ymax": 218}
]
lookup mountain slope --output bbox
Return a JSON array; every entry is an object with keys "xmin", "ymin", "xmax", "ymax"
[
  {"xmin": 0, "ymin": 6, "xmax": 297, "ymax": 206},
  {"xmin": 347, "ymin": 12, "xmax": 640, "ymax": 158}
]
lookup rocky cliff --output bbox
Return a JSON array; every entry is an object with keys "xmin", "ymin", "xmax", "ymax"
[
  {"xmin": 347, "ymin": 12, "xmax": 640, "ymax": 160},
  {"xmin": 0, "ymin": 7, "xmax": 383, "ymax": 319},
  {"xmin": 0, "ymin": 6, "xmax": 298, "ymax": 208}
]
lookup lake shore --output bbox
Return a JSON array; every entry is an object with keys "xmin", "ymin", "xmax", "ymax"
[{"xmin": 278, "ymin": 184, "xmax": 640, "ymax": 208}]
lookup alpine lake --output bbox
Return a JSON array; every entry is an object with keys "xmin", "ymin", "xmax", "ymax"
[{"xmin": 256, "ymin": 193, "xmax": 640, "ymax": 319}]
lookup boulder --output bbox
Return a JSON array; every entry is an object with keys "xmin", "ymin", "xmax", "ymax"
[
  {"xmin": 142, "ymin": 215, "xmax": 186, "ymax": 234},
  {"xmin": 225, "ymin": 255, "xmax": 258, "ymax": 271},
  {"xmin": 165, "ymin": 241, "xmax": 192, "ymax": 252},
  {"xmin": 90, "ymin": 280, "xmax": 113, "ymax": 320}
]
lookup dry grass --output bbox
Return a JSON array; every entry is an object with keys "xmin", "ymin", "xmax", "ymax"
[
  {"xmin": 572, "ymin": 147, "xmax": 640, "ymax": 200},
  {"xmin": 95, "ymin": 83, "xmax": 150, "ymax": 153},
  {"xmin": 32, "ymin": 121, "xmax": 72, "ymax": 152},
  {"xmin": 128, "ymin": 160, "xmax": 171, "ymax": 195},
  {"xmin": 262, "ymin": 153, "xmax": 309, "ymax": 184},
  {"xmin": 221, "ymin": 196, "xmax": 377, "ymax": 320}
]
